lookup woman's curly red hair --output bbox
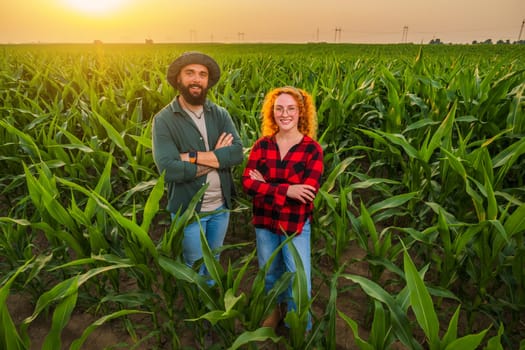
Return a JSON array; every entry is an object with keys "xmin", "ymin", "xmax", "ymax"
[{"xmin": 260, "ymin": 86, "xmax": 317, "ymax": 139}]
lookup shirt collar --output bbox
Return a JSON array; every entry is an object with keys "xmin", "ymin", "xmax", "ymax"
[{"xmin": 169, "ymin": 96, "xmax": 210, "ymax": 114}]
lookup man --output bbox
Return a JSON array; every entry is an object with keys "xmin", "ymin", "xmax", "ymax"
[{"xmin": 152, "ymin": 51, "xmax": 243, "ymax": 277}]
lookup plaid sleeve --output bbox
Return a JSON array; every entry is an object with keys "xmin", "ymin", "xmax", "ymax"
[
  {"xmin": 241, "ymin": 138, "xmax": 288, "ymax": 207},
  {"xmin": 303, "ymin": 141, "xmax": 324, "ymax": 191}
]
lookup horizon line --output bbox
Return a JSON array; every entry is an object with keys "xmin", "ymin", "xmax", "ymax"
[{"xmin": 2, "ymin": 40, "xmax": 523, "ymax": 45}]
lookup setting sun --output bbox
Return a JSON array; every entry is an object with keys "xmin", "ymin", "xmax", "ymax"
[{"xmin": 62, "ymin": 0, "xmax": 128, "ymax": 15}]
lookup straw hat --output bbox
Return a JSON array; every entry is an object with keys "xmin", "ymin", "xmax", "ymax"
[{"xmin": 167, "ymin": 51, "xmax": 220, "ymax": 88}]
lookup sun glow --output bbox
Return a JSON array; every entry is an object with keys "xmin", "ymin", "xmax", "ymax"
[{"xmin": 62, "ymin": 0, "xmax": 127, "ymax": 15}]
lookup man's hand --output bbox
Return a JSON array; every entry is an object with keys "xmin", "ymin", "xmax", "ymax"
[
  {"xmin": 196, "ymin": 165, "xmax": 214, "ymax": 177},
  {"xmin": 180, "ymin": 152, "xmax": 190, "ymax": 162},
  {"xmin": 215, "ymin": 132, "xmax": 233, "ymax": 149}
]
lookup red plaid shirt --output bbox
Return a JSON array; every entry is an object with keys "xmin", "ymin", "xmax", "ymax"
[{"xmin": 242, "ymin": 135, "xmax": 324, "ymax": 235}]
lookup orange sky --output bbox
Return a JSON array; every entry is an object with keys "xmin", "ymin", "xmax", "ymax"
[{"xmin": 1, "ymin": 0, "xmax": 524, "ymax": 44}]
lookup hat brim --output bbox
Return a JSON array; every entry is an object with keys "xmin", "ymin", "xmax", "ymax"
[{"xmin": 167, "ymin": 52, "xmax": 221, "ymax": 89}]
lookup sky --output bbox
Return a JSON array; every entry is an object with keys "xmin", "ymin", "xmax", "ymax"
[{"xmin": 1, "ymin": 0, "xmax": 524, "ymax": 44}]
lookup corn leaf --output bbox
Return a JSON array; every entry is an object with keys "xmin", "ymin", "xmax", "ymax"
[{"xmin": 403, "ymin": 250, "xmax": 440, "ymax": 349}]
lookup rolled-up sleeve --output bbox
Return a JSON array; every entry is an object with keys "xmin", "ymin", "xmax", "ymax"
[
  {"xmin": 152, "ymin": 111, "xmax": 197, "ymax": 183},
  {"xmin": 241, "ymin": 140, "xmax": 289, "ymax": 208},
  {"xmin": 212, "ymin": 109, "xmax": 244, "ymax": 168}
]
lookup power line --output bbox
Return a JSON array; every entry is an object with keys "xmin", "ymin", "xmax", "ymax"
[{"xmin": 519, "ymin": 19, "xmax": 525, "ymax": 41}]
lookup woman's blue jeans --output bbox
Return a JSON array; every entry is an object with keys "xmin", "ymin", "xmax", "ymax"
[
  {"xmin": 255, "ymin": 220, "xmax": 312, "ymax": 330},
  {"xmin": 173, "ymin": 205, "xmax": 229, "ymax": 278}
]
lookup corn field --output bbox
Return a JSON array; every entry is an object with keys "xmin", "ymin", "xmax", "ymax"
[{"xmin": 1, "ymin": 43, "xmax": 524, "ymax": 349}]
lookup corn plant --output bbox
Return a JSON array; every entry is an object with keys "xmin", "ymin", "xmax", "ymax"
[
  {"xmin": 340, "ymin": 247, "xmax": 501, "ymax": 349},
  {"xmin": 1, "ymin": 43, "xmax": 525, "ymax": 349},
  {"xmin": 314, "ymin": 155, "xmax": 357, "ymax": 266},
  {"xmin": 338, "ymin": 300, "xmax": 396, "ymax": 350},
  {"xmin": 0, "ymin": 259, "xmax": 33, "ymax": 350},
  {"xmin": 19, "ymin": 257, "xmax": 147, "ymax": 350},
  {"xmin": 440, "ymin": 142, "xmax": 525, "ymax": 308}
]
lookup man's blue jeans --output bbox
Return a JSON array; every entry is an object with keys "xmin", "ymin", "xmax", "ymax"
[
  {"xmin": 255, "ymin": 220, "xmax": 312, "ymax": 330},
  {"xmin": 175, "ymin": 205, "xmax": 229, "ymax": 277}
]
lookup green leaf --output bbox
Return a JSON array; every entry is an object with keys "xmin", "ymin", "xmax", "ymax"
[
  {"xmin": 444, "ymin": 329, "xmax": 489, "ymax": 350},
  {"xmin": 337, "ymin": 310, "xmax": 374, "ymax": 350},
  {"xmin": 503, "ymin": 203, "xmax": 525, "ymax": 237},
  {"xmin": 140, "ymin": 175, "xmax": 164, "ymax": 232},
  {"xmin": 441, "ymin": 306, "xmax": 460, "ymax": 347},
  {"xmin": 93, "ymin": 110, "xmax": 137, "ymax": 168},
  {"xmin": 22, "ymin": 276, "xmax": 80, "ymax": 325},
  {"xmin": 380, "ymin": 132, "xmax": 420, "ymax": 159},
  {"xmin": 227, "ymin": 327, "xmax": 281, "ymax": 350},
  {"xmin": 367, "ymin": 192, "xmax": 417, "ymax": 217},
  {"xmin": 359, "ymin": 202, "xmax": 379, "ymax": 255},
  {"xmin": 403, "ymin": 250, "xmax": 440, "ymax": 348},
  {"xmin": 69, "ymin": 310, "xmax": 149, "ymax": 350},
  {"xmin": 370, "ymin": 300, "xmax": 394, "ymax": 350},
  {"xmin": 341, "ymin": 274, "xmax": 422, "ymax": 349},
  {"xmin": 232, "ymin": 247, "xmax": 256, "ymax": 294},
  {"xmin": 320, "ymin": 156, "xmax": 357, "ymax": 193},
  {"xmin": 0, "ymin": 260, "xmax": 33, "ymax": 350},
  {"xmin": 84, "ymin": 156, "xmax": 113, "ymax": 220},
  {"xmin": 288, "ymin": 235, "xmax": 309, "ymax": 316},
  {"xmin": 420, "ymin": 102, "xmax": 456, "ymax": 162},
  {"xmin": 200, "ymin": 222, "xmax": 225, "ymax": 291},
  {"xmin": 57, "ymin": 177, "xmax": 158, "ymax": 259},
  {"xmin": 483, "ymin": 323, "xmax": 504, "ymax": 350},
  {"xmin": 42, "ymin": 291, "xmax": 78, "ymax": 350},
  {"xmin": 158, "ymin": 255, "xmax": 217, "ymax": 309}
]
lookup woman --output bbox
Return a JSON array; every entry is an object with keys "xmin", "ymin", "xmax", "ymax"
[{"xmin": 242, "ymin": 86, "xmax": 324, "ymax": 332}]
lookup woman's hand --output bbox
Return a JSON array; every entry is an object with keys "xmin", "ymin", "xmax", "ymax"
[
  {"xmin": 249, "ymin": 169, "xmax": 266, "ymax": 182},
  {"xmin": 250, "ymin": 169, "xmax": 316, "ymax": 203},
  {"xmin": 286, "ymin": 184, "xmax": 317, "ymax": 204}
]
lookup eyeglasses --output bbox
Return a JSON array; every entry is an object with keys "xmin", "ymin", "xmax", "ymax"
[{"xmin": 274, "ymin": 106, "xmax": 299, "ymax": 116}]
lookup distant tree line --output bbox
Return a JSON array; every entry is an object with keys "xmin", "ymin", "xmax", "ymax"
[{"xmin": 429, "ymin": 38, "xmax": 525, "ymax": 45}]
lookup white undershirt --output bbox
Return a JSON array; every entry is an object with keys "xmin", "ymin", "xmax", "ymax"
[{"xmin": 183, "ymin": 107, "xmax": 224, "ymax": 212}]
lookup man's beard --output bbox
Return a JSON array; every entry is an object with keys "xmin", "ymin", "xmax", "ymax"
[{"xmin": 176, "ymin": 80, "xmax": 208, "ymax": 106}]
